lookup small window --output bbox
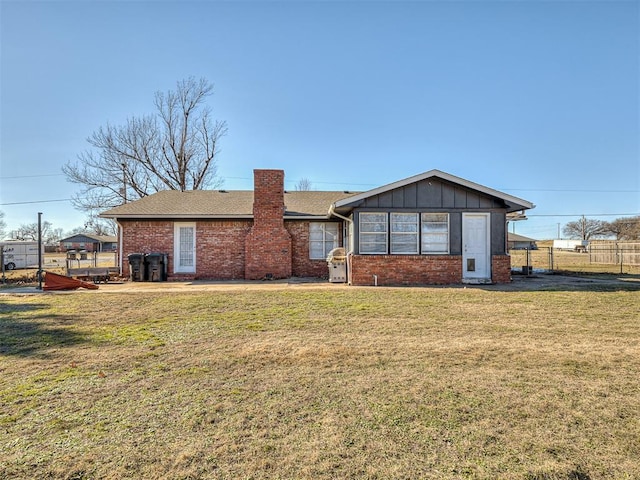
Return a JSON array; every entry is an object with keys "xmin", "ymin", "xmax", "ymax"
[
  {"xmin": 309, "ymin": 222, "xmax": 339, "ymax": 259},
  {"xmin": 391, "ymin": 213, "xmax": 419, "ymax": 254},
  {"xmin": 174, "ymin": 222, "xmax": 196, "ymax": 273},
  {"xmin": 421, "ymin": 213, "xmax": 449, "ymax": 254},
  {"xmin": 359, "ymin": 213, "xmax": 388, "ymax": 254}
]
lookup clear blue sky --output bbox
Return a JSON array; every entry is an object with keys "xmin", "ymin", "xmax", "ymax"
[{"xmin": 1, "ymin": 0, "xmax": 638, "ymax": 239}]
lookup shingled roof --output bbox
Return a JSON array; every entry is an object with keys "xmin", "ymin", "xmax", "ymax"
[{"xmin": 100, "ymin": 190, "xmax": 358, "ymax": 220}]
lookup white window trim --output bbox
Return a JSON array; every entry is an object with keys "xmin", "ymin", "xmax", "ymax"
[
  {"xmin": 390, "ymin": 212, "xmax": 419, "ymax": 254},
  {"xmin": 173, "ymin": 222, "xmax": 196, "ymax": 274},
  {"xmin": 359, "ymin": 212, "xmax": 388, "ymax": 254},
  {"xmin": 309, "ymin": 222, "xmax": 340, "ymax": 260},
  {"xmin": 421, "ymin": 213, "xmax": 450, "ymax": 255}
]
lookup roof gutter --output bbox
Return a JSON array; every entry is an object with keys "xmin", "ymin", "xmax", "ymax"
[
  {"xmin": 328, "ymin": 203, "xmax": 353, "ymax": 233},
  {"xmin": 99, "ymin": 214, "xmax": 255, "ymax": 220}
]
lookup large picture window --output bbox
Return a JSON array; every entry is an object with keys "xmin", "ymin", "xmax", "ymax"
[
  {"xmin": 421, "ymin": 213, "xmax": 449, "ymax": 254},
  {"xmin": 359, "ymin": 213, "xmax": 388, "ymax": 254},
  {"xmin": 174, "ymin": 222, "xmax": 196, "ymax": 273},
  {"xmin": 358, "ymin": 212, "xmax": 450, "ymax": 255},
  {"xmin": 309, "ymin": 222, "xmax": 339, "ymax": 259},
  {"xmin": 391, "ymin": 213, "xmax": 419, "ymax": 254}
]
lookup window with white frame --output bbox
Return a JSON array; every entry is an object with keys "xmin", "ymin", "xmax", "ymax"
[
  {"xmin": 390, "ymin": 213, "xmax": 419, "ymax": 254},
  {"xmin": 421, "ymin": 213, "xmax": 449, "ymax": 254},
  {"xmin": 309, "ymin": 222, "xmax": 339, "ymax": 259},
  {"xmin": 174, "ymin": 222, "xmax": 196, "ymax": 273},
  {"xmin": 359, "ymin": 213, "xmax": 388, "ymax": 254}
]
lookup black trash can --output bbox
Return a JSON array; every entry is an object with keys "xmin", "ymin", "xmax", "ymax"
[
  {"xmin": 128, "ymin": 253, "xmax": 146, "ymax": 281},
  {"xmin": 145, "ymin": 253, "xmax": 168, "ymax": 282}
]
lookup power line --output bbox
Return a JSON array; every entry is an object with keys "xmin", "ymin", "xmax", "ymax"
[
  {"xmin": 1, "ymin": 196, "xmax": 637, "ymax": 218},
  {"xmin": 528, "ymin": 213, "xmax": 639, "ymax": 217},
  {"xmin": 502, "ymin": 188, "xmax": 639, "ymax": 193},
  {"xmin": 0, "ymin": 199, "xmax": 72, "ymax": 206},
  {"xmin": 0, "ymin": 173, "xmax": 65, "ymax": 179},
  {"xmin": 2, "ymin": 173, "xmax": 638, "ymax": 193}
]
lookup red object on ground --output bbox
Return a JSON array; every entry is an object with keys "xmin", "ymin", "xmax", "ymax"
[{"xmin": 43, "ymin": 271, "xmax": 99, "ymax": 291}]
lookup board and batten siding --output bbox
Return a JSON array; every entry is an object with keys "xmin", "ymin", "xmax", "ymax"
[
  {"xmin": 357, "ymin": 178, "xmax": 504, "ymax": 210},
  {"xmin": 351, "ymin": 178, "xmax": 508, "ymax": 256}
]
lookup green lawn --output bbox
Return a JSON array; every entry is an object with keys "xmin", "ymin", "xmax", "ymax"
[{"xmin": 1, "ymin": 287, "xmax": 639, "ymax": 479}]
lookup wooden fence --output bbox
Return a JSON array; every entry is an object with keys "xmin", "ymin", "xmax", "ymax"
[{"xmin": 588, "ymin": 241, "xmax": 640, "ymax": 266}]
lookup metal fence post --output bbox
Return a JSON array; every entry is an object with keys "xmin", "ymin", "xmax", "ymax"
[{"xmin": 37, "ymin": 212, "xmax": 43, "ymax": 290}]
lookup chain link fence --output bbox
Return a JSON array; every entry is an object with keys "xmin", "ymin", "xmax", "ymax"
[{"xmin": 509, "ymin": 242, "xmax": 640, "ymax": 275}]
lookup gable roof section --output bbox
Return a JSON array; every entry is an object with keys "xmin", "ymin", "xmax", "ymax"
[
  {"xmin": 101, "ymin": 191, "xmax": 254, "ymax": 218},
  {"xmin": 333, "ymin": 169, "xmax": 534, "ymax": 213},
  {"xmin": 100, "ymin": 190, "xmax": 357, "ymax": 220},
  {"xmin": 60, "ymin": 234, "xmax": 118, "ymax": 243},
  {"xmin": 283, "ymin": 191, "xmax": 358, "ymax": 217},
  {"xmin": 508, "ymin": 232, "xmax": 537, "ymax": 242}
]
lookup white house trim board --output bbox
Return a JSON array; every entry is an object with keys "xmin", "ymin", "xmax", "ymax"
[
  {"xmin": 334, "ymin": 170, "xmax": 534, "ymax": 213},
  {"xmin": 173, "ymin": 222, "xmax": 196, "ymax": 274}
]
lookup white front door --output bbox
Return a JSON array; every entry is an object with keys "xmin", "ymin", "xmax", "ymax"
[{"xmin": 462, "ymin": 213, "xmax": 491, "ymax": 283}]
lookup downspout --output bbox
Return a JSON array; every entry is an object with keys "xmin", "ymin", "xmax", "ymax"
[
  {"xmin": 328, "ymin": 203, "xmax": 354, "ymax": 285},
  {"xmin": 116, "ymin": 219, "xmax": 124, "ymax": 276}
]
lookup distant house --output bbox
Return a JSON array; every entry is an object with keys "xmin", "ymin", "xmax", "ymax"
[
  {"xmin": 60, "ymin": 234, "xmax": 118, "ymax": 252},
  {"xmin": 508, "ymin": 233, "xmax": 538, "ymax": 250},
  {"xmin": 101, "ymin": 169, "xmax": 534, "ymax": 285}
]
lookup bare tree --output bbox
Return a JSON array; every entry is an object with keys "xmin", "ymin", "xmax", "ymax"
[
  {"xmin": 63, "ymin": 77, "xmax": 227, "ymax": 211},
  {"xmin": 15, "ymin": 221, "xmax": 63, "ymax": 245},
  {"xmin": 606, "ymin": 216, "xmax": 640, "ymax": 240},
  {"xmin": 562, "ymin": 216, "xmax": 609, "ymax": 241},
  {"xmin": 83, "ymin": 216, "xmax": 118, "ymax": 237},
  {"xmin": 295, "ymin": 178, "xmax": 313, "ymax": 191}
]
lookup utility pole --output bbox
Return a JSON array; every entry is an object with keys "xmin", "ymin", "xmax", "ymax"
[
  {"xmin": 37, "ymin": 212, "xmax": 43, "ymax": 290},
  {"xmin": 557, "ymin": 223, "xmax": 560, "ymax": 239},
  {"xmin": 122, "ymin": 162, "xmax": 127, "ymax": 203}
]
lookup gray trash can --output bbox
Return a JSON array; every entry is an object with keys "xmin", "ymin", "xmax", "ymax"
[
  {"xmin": 145, "ymin": 253, "xmax": 168, "ymax": 282},
  {"xmin": 128, "ymin": 253, "xmax": 146, "ymax": 281}
]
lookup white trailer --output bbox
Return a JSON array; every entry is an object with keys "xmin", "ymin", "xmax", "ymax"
[
  {"xmin": 552, "ymin": 239, "xmax": 589, "ymax": 253},
  {"xmin": 1, "ymin": 241, "xmax": 42, "ymax": 270}
]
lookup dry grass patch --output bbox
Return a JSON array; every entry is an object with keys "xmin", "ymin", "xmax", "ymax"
[{"xmin": 1, "ymin": 288, "xmax": 639, "ymax": 479}]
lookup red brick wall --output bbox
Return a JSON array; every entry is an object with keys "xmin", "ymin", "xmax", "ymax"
[
  {"xmin": 286, "ymin": 221, "xmax": 339, "ymax": 279},
  {"xmin": 120, "ymin": 219, "xmax": 252, "ymax": 281},
  {"xmin": 121, "ymin": 216, "xmax": 511, "ymax": 285},
  {"xmin": 350, "ymin": 255, "xmax": 463, "ymax": 286},
  {"xmin": 121, "ymin": 218, "xmax": 322, "ymax": 280},
  {"xmin": 245, "ymin": 170, "xmax": 292, "ymax": 280},
  {"xmin": 492, "ymin": 254, "xmax": 512, "ymax": 284},
  {"xmin": 121, "ymin": 220, "xmax": 174, "ymax": 278},
  {"xmin": 196, "ymin": 220, "xmax": 252, "ymax": 279}
]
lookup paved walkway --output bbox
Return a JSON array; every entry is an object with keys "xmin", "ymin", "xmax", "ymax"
[
  {"xmin": 0, "ymin": 277, "xmax": 346, "ymax": 295},
  {"xmin": 1, "ymin": 273, "xmax": 639, "ymax": 295}
]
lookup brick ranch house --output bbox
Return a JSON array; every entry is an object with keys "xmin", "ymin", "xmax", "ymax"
[{"xmin": 101, "ymin": 169, "xmax": 534, "ymax": 286}]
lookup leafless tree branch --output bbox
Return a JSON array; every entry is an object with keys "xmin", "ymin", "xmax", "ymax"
[{"xmin": 63, "ymin": 77, "xmax": 226, "ymax": 213}]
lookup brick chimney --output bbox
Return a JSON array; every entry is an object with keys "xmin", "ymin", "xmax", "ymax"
[{"xmin": 245, "ymin": 169, "xmax": 292, "ymax": 280}]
